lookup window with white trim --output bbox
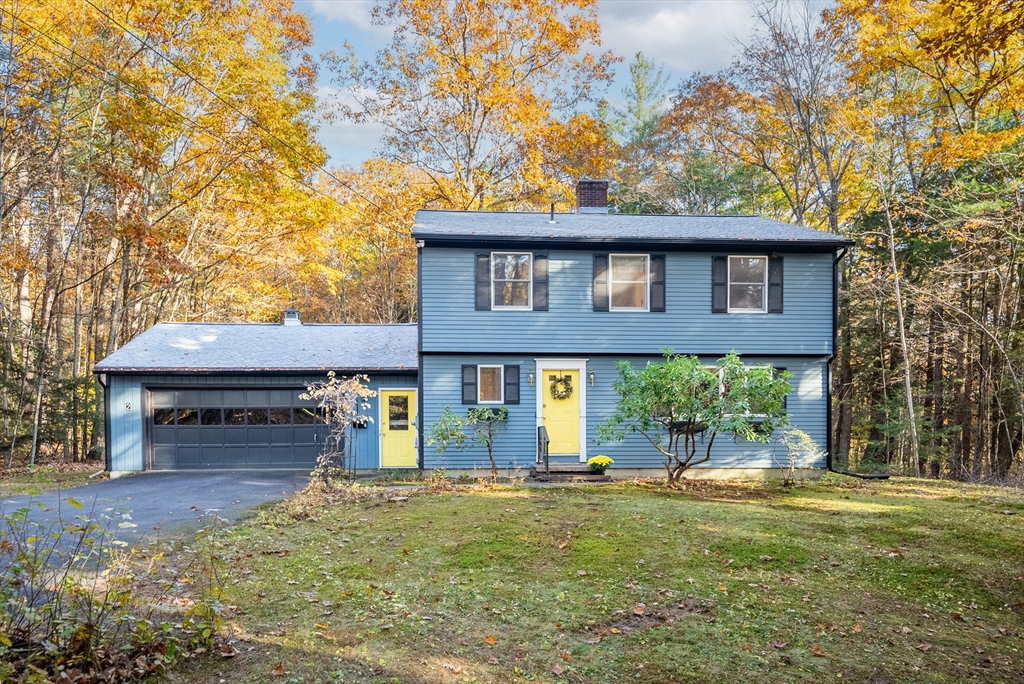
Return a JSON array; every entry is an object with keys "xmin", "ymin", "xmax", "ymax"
[
  {"xmin": 491, "ymin": 252, "xmax": 532, "ymax": 309},
  {"xmin": 610, "ymin": 254, "xmax": 649, "ymax": 311},
  {"xmin": 728, "ymin": 256, "xmax": 767, "ymax": 312},
  {"xmin": 478, "ymin": 365, "xmax": 504, "ymax": 403}
]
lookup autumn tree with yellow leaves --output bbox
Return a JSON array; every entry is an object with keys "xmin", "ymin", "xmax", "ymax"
[{"xmin": 324, "ymin": 0, "xmax": 617, "ymax": 210}]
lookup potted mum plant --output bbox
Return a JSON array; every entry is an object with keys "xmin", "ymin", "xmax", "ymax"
[{"xmin": 587, "ymin": 455, "xmax": 613, "ymax": 474}]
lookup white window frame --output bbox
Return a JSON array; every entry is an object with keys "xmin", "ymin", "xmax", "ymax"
[
  {"xmin": 477, "ymin": 365, "xmax": 504, "ymax": 404},
  {"xmin": 491, "ymin": 251, "xmax": 533, "ymax": 311},
  {"xmin": 609, "ymin": 253, "xmax": 650, "ymax": 312},
  {"xmin": 727, "ymin": 255, "xmax": 768, "ymax": 313}
]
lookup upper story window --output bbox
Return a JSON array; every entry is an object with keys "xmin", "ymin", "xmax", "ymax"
[
  {"xmin": 477, "ymin": 252, "xmax": 547, "ymax": 311},
  {"xmin": 492, "ymin": 252, "xmax": 532, "ymax": 309},
  {"xmin": 593, "ymin": 253, "xmax": 665, "ymax": 313},
  {"xmin": 728, "ymin": 256, "xmax": 767, "ymax": 313},
  {"xmin": 610, "ymin": 254, "xmax": 649, "ymax": 311}
]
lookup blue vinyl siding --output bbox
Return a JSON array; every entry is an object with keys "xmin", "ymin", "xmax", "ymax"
[
  {"xmin": 420, "ymin": 248, "xmax": 834, "ymax": 355},
  {"xmin": 106, "ymin": 372, "xmax": 415, "ymax": 471},
  {"xmin": 421, "ymin": 354, "xmax": 828, "ymax": 471}
]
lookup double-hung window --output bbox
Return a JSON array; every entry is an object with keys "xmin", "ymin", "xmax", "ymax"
[
  {"xmin": 477, "ymin": 365, "xmax": 504, "ymax": 403},
  {"xmin": 712, "ymin": 254, "xmax": 783, "ymax": 314},
  {"xmin": 492, "ymin": 252, "xmax": 532, "ymax": 309},
  {"xmin": 728, "ymin": 256, "xmax": 767, "ymax": 313},
  {"xmin": 610, "ymin": 254, "xmax": 649, "ymax": 311}
]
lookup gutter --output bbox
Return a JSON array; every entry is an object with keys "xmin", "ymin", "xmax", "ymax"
[{"xmin": 826, "ymin": 246, "xmax": 889, "ymax": 480}]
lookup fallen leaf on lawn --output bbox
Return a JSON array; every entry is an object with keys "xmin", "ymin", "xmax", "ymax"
[
  {"xmin": 718, "ymin": 584, "xmax": 728, "ymax": 592},
  {"xmin": 609, "ymin": 627, "xmax": 621, "ymax": 634},
  {"xmin": 577, "ymin": 570, "xmax": 587, "ymax": 576},
  {"xmin": 916, "ymin": 643, "xmax": 933, "ymax": 652},
  {"xmin": 286, "ymin": 581, "xmax": 299, "ymax": 585},
  {"xmin": 442, "ymin": 662, "xmax": 463, "ymax": 673},
  {"xmin": 759, "ymin": 555, "xmax": 773, "ymax": 561},
  {"xmin": 561, "ymin": 651, "xmax": 572, "ymax": 662},
  {"xmin": 811, "ymin": 645, "xmax": 828, "ymax": 657},
  {"xmin": 551, "ymin": 663, "xmax": 564, "ymax": 676},
  {"xmin": 314, "ymin": 623, "xmax": 329, "ymax": 630},
  {"xmin": 952, "ymin": 611, "xmax": 965, "ymax": 621},
  {"xmin": 219, "ymin": 643, "xmax": 238, "ymax": 658},
  {"xmin": 976, "ymin": 647, "xmax": 984, "ymax": 654},
  {"xmin": 739, "ymin": 644, "xmax": 754, "ymax": 652},
  {"xmin": 488, "ymin": 657, "xmax": 499, "ymax": 665},
  {"xmin": 633, "ymin": 606, "xmax": 645, "ymax": 616},
  {"xmin": 271, "ymin": 662, "xmax": 286, "ymax": 676},
  {"xmin": 484, "ymin": 635, "xmax": 497, "ymax": 645},
  {"xmin": 900, "ymin": 626, "xmax": 912, "ymax": 634},
  {"xmin": 770, "ymin": 640, "xmax": 788, "ymax": 649},
  {"xmin": 853, "ymin": 623, "xmax": 862, "ymax": 633}
]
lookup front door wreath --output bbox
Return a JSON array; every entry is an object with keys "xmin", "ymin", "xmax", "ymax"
[{"xmin": 550, "ymin": 374, "xmax": 573, "ymax": 400}]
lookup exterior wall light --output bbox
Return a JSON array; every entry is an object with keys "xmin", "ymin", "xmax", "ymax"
[
  {"xmin": 588, "ymin": 368, "xmax": 596, "ymax": 386},
  {"xmin": 528, "ymin": 369, "xmax": 535, "ymax": 385}
]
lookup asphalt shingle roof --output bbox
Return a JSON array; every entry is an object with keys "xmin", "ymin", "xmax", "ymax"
[
  {"xmin": 94, "ymin": 323, "xmax": 418, "ymax": 373},
  {"xmin": 412, "ymin": 210, "xmax": 853, "ymax": 247}
]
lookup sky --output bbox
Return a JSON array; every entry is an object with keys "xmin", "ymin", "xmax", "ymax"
[{"xmin": 294, "ymin": 0, "xmax": 759, "ymax": 167}]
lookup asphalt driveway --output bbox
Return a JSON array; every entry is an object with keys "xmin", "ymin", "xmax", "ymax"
[{"xmin": 0, "ymin": 471, "xmax": 309, "ymax": 542}]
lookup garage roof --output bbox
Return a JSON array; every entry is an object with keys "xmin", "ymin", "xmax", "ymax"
[
  {"xmin": 412, "ymin": 210, "xmax": 854, "ymax": 248},
  {"xmin": 94, "ymin": 323, "xmax": 418, "ymax": 373}
]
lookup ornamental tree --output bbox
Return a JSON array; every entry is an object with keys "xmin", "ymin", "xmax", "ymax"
[
  {"xmin": 597, "ymin": 350, "xmax": 791, "ymax": 486},
  {"xmin": 301, "ymin": 373, "xmax": 376, "ymax": 483},
  {"xmin": 427, "ymin": 406, "xmax": 509, "ymax": 479}
]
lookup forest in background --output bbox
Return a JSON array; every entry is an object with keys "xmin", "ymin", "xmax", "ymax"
[{"xmin": 1, "ymin": 0, "xmax": 1022, "ymax": 481}]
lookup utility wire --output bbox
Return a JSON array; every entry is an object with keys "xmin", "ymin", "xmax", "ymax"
[
  {"xmin": 0, "ymin": 6, "xmax": 408, "ymax": 235},
  {"xmin": 79, "ymin": 0, "xmax": 410, "ymax": 228}
]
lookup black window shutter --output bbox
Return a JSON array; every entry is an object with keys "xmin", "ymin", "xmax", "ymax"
[
  {"xmin": 711, "ymin": 256, "xmax": 728, "ymax": 313},
  {"xmin": 768, "ymin": 255, "xmax": 784, "ymax": 313},
  {"xmin": 533, "ymin": 253, "xmax": 548, "ymax": 311},
  {"xmin": 775, "ymin": 367, "xmax": 788, "ymax": 410},
  {"xmin": 462, "ymin": 365, "xmax": 477, "ymax": 404},
  {"xmin": 593, "ymin": 254, "xmax": 609, "ymax": 312},
  {"xmin": 504, "ymin": 365, "xmax": 520, "ymax": 404},
  {"xmin": 650, "ymin": 254, "xmax": 666, "ymax": 312},
  {"xmin": 475, "ymin": 253, "xmax": 491, "ymax": 311}
]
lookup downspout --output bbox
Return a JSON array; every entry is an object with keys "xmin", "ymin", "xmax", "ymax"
[
  {"xmin": 828, "ymin": 247, "xmax": 889, "ymax": 480},
  {"xmin": 97, "ymin": 372, "xmax": 111, "ymax": 472}
]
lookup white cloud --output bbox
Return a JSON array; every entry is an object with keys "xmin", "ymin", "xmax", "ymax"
[
  {"xmin": 315, "ymin": 85, "xmax": 386, "ymax": 166},
  {"xmin": 598, "ymin": 0, "xmax": 754, "ymax": 75}
]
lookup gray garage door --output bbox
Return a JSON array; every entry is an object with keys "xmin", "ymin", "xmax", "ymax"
[{"xmin": 148, "ymin": 388, "xmax": 326, "ymax": 470}]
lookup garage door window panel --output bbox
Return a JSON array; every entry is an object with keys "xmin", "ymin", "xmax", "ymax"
[
  {"xmin": 270, "ymin": 408, "xmax": 292, "ymax": 425},
  {"xmin": 247, "ymin": 408, "xmax": 269, "ymax": 425},
  {"xmin": 153, "ymin": 408, "xmax": 175, "ymax": 426},
  {"xmin": 223, "ymin": 409, "xmax": 245, "ymax": 425},
  {"xmin": 201, "ymin": 409, "xmax": 223, "ymax": 425},
  {"xmin": 176, "ymin": 408, "xmax": 199, "ymax": 425}
]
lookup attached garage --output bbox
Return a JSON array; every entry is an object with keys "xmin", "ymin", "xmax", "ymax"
[{"xmin": 95, "ymin": 316, "xmax": 418, "ymax": 474}]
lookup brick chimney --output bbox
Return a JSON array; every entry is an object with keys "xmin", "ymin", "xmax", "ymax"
[{"xmin": 576, "ymin": 178, "xmax": 609, "ymax": 214}]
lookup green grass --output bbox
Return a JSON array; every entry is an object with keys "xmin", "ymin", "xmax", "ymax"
[
  {"xmin": 168, "ymin": 477, "xmax": 1024, "ymax": 683},
  {"xmin": 0, "ymin": 464, "xmax": 100, "ymax": 497}
]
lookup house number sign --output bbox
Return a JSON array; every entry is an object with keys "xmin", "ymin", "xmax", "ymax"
[{"xmin": 125, "ymin": 402, "xmax": 131, "ymax": 412}]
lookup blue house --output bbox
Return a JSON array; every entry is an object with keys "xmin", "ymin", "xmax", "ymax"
[
  {"xmin": 96, "ymin": 180, "xmax": 852, "ymax": 478},
  {"xmin": 413, "ymin": 180, "xmax": 852, "ymax": 477}
]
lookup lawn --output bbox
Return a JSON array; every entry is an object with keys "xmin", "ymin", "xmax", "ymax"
[
  {"xmin": 168, "ymin": 477, "xmax": 1024, "ymax": 683},
  {"xmin": 0, "ymin": 463, "xmax": 102, "ymax": 497}
]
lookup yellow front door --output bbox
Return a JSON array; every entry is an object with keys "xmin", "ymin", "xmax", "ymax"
[
  {"xmin": 381, "ymin": 390, "xmax": 417, "ymax": 467},
  {"xmin": 542, "ymin": 369, "xmax": 580, "ymax": 455}
]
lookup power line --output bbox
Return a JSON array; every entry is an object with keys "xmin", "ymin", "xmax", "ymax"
[
  {"xmin": 79, "ymin": 0, "xmax": 409, "ymax": 228},
  {"xmin": 0, "ymin": 6, "xmax": 408, "ymax": 235}
]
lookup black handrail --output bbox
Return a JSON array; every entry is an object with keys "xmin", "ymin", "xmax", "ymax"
[{"xmin": 538, "ymin": 425, "xmax": 550, "ymax": 480}]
